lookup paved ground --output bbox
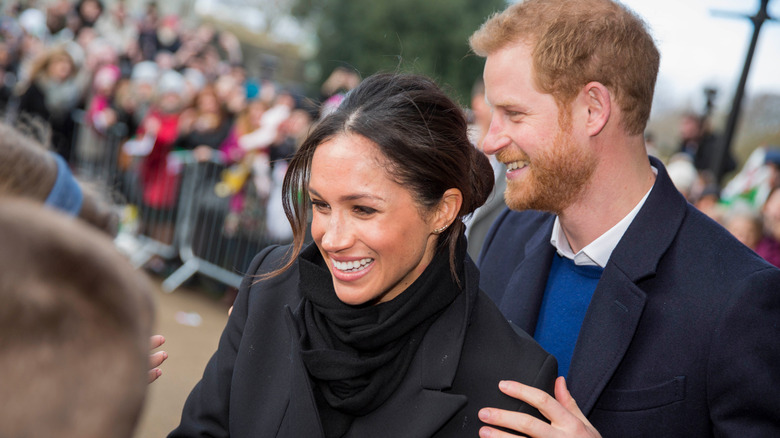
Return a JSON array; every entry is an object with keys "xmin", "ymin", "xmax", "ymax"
[{"xmin": 133, "ymin": 277, "xmax": 233, "ymax": 438}]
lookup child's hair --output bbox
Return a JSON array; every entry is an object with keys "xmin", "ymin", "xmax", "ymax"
[{"xmin": 0, "ymin": 197, "xmax": 155, "ymax": 438}]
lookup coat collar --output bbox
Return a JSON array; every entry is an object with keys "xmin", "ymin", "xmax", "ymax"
[
  {"xmin": 279, "ymin": 258, "xmax": 482, "ymax": 437},
  {"xmin": 498, "ymin": 216, "xmax": 556, "ymax": 335}
]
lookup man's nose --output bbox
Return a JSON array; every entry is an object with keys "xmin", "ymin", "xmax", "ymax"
[{"xmin": 481, "ymin": 115, "xmax": 511, "ymax": 155}]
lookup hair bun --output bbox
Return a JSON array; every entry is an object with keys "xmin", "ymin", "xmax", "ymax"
[{"xmin": 466, "ymin": 146, "xmax": 495, "ymax": 214}]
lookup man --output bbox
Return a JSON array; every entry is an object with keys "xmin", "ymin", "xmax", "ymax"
[{"xmin": 468, "ymin": 0, "xmax": 780, "ymax": 436}]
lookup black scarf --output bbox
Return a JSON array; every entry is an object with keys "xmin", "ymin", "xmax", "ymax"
[{"xmin": 295, "ymin": 238, "xmax": 465, "ymax": 437}]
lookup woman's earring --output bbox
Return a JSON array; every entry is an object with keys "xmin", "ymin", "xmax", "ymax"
[{"xmin": 433, "ymin": 225, "xmax": 449, "ymax": 234}]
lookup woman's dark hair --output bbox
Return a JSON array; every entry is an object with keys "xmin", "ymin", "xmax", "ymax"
[{"xmin": 272, "ymin": 73, "xmax": 494, "ymax": 279}]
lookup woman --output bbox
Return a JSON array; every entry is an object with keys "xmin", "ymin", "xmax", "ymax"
[
  {"xmin": 170, "ymin": 73, "xmax": 556, "ymax": 437},
  {"xmin": 15, "ymin": 46, "xmax": 84, "ymax": 162},
  {"xmin": 175, "ymin": 84, "xmax": 233, "ymax": 162}
]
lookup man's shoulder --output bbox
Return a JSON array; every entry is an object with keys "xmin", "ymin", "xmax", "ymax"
[
  {"xmin": 484, "ymin": 209, "xmax": 554, "ymax": 250},
  {"xmin": 648, "ymin": 204, "xmax": 780, "ymax": 291}
]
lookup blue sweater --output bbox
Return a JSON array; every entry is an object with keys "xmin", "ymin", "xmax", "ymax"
[{"xmin": 534, "ymin": 254, "xmax": 603, "ymax": 377}]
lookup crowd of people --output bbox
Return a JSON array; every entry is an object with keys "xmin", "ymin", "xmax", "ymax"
[
  {"xmin": 1, "ymin": 0, "xmax": 779, "ymax": 437},
  {"xmin": 1, "ymin": 0, "xmax": 330, "ymax": 264}
]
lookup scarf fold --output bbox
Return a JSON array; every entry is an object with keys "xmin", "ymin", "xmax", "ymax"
[{"xmin": 295, "ymin": 236, "xmax": 466, "ymax": 437}]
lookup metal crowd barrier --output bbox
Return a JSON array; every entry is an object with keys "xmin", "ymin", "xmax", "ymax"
[{"xmin": 70, "ymin": 114, "xmax": 293, "ymax": 293}]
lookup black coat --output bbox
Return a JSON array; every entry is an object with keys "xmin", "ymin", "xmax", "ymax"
[
  {"xmin": 171, "ymin": 245, "xmax": 557, "ymax": 437},
  {"xmin": 478, "ymin": 156, "xmax": 780, "ymax": 437}
]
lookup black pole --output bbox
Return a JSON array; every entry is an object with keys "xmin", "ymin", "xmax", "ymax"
[{"xmin": 711, "ymin": 0, "xmax": 774, "ymax": 183}]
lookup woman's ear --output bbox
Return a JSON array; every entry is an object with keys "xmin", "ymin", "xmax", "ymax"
[{"xmin": 432, "ymin": 188, "xmax": 463, "ymax": 232}]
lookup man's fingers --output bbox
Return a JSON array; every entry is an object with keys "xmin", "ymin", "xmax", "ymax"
[
  {"xmin": 497, "ymin": 380, "xmax": 568, "ymax": 423},
  {"xmin": 553, "ymin": 377, "xmax": 602, "ymax": 437},
  {"xmin": 479, "ymin": 425, "xmax": 528, "ymax": 438},
  {"xmin": 554, "ymin": 377, "xmax": 588, "ymax": 424},
  {"xmin": 479, "ymin": 407, "xmax": 542, "ymax": 437}
]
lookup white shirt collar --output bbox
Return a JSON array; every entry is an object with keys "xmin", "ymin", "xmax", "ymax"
[{"xmin": 550, "ymin": 167, "xmax": 657, "ymax": 267}]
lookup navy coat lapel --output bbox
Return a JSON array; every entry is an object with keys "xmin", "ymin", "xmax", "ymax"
[
  {"xmin": 499, "ymin": 215, "xmax": 556, "ymax": 334},
  {"xmin": 567, "ymin": 157, "xmax": 687, "ymax": 416},
  {"xmin": 566, "ymin": 266, "xmax": 647, "ymax": 415}
]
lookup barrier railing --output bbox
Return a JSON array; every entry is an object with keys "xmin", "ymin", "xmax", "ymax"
[{"xmin": 70, "ymin": 114, "xmax": 293, "ymax": 293}]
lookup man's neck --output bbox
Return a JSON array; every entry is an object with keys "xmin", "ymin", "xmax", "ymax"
[{"xmin": 558, "ymin": 149, "xmax": 656, "ymax": 254}]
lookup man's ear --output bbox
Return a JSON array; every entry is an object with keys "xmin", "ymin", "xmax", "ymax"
[
  {"xmin": 432, "ymin": 188, "xmax": 463, "ymax": 233},
  {"xmin": 582, "ymin": 82, "xmax": 611, "ymax": 137}
]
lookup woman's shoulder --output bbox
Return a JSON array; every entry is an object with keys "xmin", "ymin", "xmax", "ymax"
[
  {"xmin": 465, "ymin": 291, "xmax": 554, "ymax": 370},
  {"xmin": 241, "ymin": 244, "xmax": 302, "ymax": 309}
]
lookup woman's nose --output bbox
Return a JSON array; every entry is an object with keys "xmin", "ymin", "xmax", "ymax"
[{"xmin": 318, "ymin": 214, "xmax": 354, "ymax": 252}]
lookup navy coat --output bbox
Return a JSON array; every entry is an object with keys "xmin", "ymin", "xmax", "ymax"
[
  {"xmin": 170, "ymin": 245, "xmax": 557, "ymax": 437},
  {"xmin": 478, "ymin": 157, "xmax": 780, "ymax": 437}
]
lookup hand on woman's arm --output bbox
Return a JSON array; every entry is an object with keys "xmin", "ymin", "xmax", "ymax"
[{"xmin": 478, "ymin": 377, "xmax": 601, "ymax": 438}]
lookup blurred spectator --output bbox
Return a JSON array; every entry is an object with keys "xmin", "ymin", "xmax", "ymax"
[
  {"xmin": 175, "ymin": 84, "xmax": 232, "ymax": 162},
  {"xmin": 756, "ymin": 187, "xmax": 780, "ymax": 268},
  {"xmin": 85, "ymin": 63, "xmax": 120, "ymax": 134},
  {"xmin": 72, "ymin": 0, "xmax": 104, "ymax": 34},
  {"xmin": 94, "ymin": 0, "xmax": 137, "ymax": 62},
  {"xmin": 693, "ymin": 183, "xmax": 724, "ymax": 223},
  {"xmin": 666, "ymin": 153, "xmax": 699, "ymax": 201},
  {"xmin": 724, "ymin": 207, "xmax": 763, "ymax": 251},
  {"xmin": 0, "ymin": 39, "xmax": 16, "ymax": 108},
  {"xmin": 644, "ymin": 131, "xmax": 660, "ymax": 158},
  {"xmin": 136, "ymin": 2, "xmax": 160, "ymax": 61},
  {"xmin": 465, "ymin": 78, "xmax": 506, "ymax": 260},
  {"xmin": 0, "ymin": 120, "xmax": 168, "ymax": 383},
  {"xmin": 319, "ymin": 66, "xmax": 359, "ymax": 118},
  {"xmin": 0, "ymin": 121, "xmax": 117, "ymax": 234},
  {"xmin": 677, "ymin": 111, "xmax": 735, "ymax": 183},
  {"xmin": 0, "ymin": 197, "xmax": 153, "ymax": 438},
  {"xmin": 123, "ymin": 70, "xmax": 186, "ymax": 244},
  {"xmin": 765, "ymin": 147, "xmax": 780, "ymax": 190},
  {"xmin": 15, "ymin": 44, "xmax": 84, "ymax": 161}
]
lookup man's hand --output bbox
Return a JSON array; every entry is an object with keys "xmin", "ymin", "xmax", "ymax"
[{"xmin": 478, "ymin": 377, "xmax": 601, "ymax": 438}]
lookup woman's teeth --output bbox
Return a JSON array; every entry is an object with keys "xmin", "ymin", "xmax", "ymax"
[{"xmin": 333, "ymin": 258, "xmax": 373, "ymax": 272}]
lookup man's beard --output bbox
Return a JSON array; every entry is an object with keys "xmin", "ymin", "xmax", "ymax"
[{"xmin": 502, "ymin": 123, "xmax": 597, "ymax": 215}]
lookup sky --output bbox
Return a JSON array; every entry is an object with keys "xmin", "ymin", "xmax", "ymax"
[{"xmin": 619, "ymin": 0, "xmax": 780, "ymax": 113}]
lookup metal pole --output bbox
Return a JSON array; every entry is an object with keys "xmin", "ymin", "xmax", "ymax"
[{"xmin": 712, "ymin": 0, "xmax": 774, "ymax": 183}]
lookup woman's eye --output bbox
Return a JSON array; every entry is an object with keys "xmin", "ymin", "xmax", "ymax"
[
  {"xmin": 354, "ymin": 206, "xmax": 377, "ymax": 215},
  {"xmin": 311, "ymin": 200, "xmax": 330, "ymax": 211}
]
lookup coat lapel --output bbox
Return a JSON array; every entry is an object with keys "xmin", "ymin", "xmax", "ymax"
[
  {"xmin": 567, "ymin": 157, "xmax": 687, "ymax": 416},
  {"xmin": 499, "ymin": 215, "xmax": 556, "ymax": 334},
  {"xmin": 279, "ymin": 307, "xmax": 326, "ymax": 438},
  {"xmin": 346, "ymin": 263, "xmax": 478, "ymax": 437},
  {"xmin": 566, "ymin": 266, "xmax": 647, "ymax": 415}
]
